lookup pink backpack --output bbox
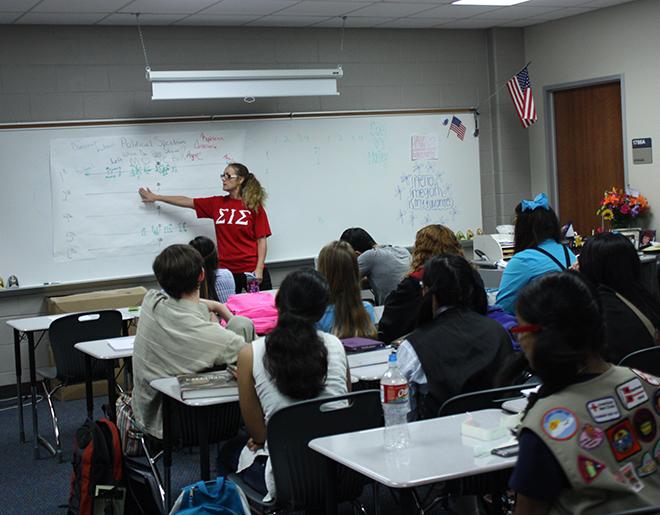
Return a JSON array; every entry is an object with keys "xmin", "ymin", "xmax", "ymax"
[{"xmin": 225, "ymin": 292, "xmax": 278, "ymax": 335}]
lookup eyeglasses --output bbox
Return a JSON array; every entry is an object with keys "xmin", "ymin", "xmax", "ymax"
[
  {"xmin": 221, "ymin": 173, "xmax": 239, "ymax": 180},
  {"xmin": 510, "ymin": 324, "xmax": 542, "ymax": 337}
]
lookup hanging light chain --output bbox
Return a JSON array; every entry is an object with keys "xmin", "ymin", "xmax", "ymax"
[{"xmin": 135, "ymin": 13, "xmax": 151, "ymax": 71}]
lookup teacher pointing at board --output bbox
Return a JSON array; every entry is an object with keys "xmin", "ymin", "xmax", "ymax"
[{"xmin": 138, "ymin": 163, "xmax": 272, "ymax": 293}]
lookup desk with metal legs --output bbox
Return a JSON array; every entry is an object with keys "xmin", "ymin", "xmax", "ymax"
[{"xmin": 7, "ymin": 307, "xmax": 139, "ymax": 459}]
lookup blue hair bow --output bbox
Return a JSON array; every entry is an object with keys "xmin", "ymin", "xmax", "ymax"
[{"xmin": 521, "ymin": 193, "xmax": 550, "ymax": 212}]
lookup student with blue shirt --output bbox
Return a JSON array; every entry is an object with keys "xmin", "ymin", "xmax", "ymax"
[
  {"xmin": 316, "ymin": 240, "xmax": 377, "ymax": 338},
  {"xmin": 496, "ymin": 193, "xmax": 576, "ymax": 313}
]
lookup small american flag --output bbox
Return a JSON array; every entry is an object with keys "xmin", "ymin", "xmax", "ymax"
[
  {"xmin": 449, "ymin": 116, "xmax": 466, "ymax": 140},
  {"xmin": 506, "ymin": 66, "xmax": 537, "ymax": 128}
]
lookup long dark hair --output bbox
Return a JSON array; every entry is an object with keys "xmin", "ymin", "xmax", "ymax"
[
  {"xmin": 422, "ymin": 254, "xmax": 487, "ymax": 314},
  {"xmin": 578, "ymin": 232, "xmax": 660, "ymax": 328},
  {"xmin": 189, "ymin": 236, "xmax": 219, "ymax": 302},
  {"xmin": 516, "ymin": 272, "xmax": 605, "ymax": 417},
  {"xmin": 513, "ymin": 203, "xmax": 562, "ymax": 254},
  {"xmin": 264, "ymin": 269, "xmax": 330, "ymax": 400}
]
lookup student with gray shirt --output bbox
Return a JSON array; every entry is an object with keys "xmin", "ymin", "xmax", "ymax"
[
  {"xmin": 132, "ymin": 244, "xmax": 255, "ymax": 439},
  {"xmin": 340, "ymin": 227, "xmax": 411, "ymax": 305}
]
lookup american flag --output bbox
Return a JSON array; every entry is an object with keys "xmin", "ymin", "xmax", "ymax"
[
  {"xmin": 506, "ymin": 66, "xmax": 537, "ymax": 128},
  {"xmin": 449, "ymin": 116, "xmax": 466, "ymax": 140}
]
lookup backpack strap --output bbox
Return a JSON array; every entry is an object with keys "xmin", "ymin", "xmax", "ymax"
[
  {"xmin": 615, "ymin": 292, "xmax": 657, "ymax": 341},
  {"xmin": 530, "ymin": 246, "xmax": 570, "ymax": 271},
  {"xmin": 98, "ymin": 419, "xmax": 123, "ymax": 483}
]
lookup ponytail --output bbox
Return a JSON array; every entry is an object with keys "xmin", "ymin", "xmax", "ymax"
[
  {"xmin": 263, "ymin": 269, "xmax": 330, "ymax": 400},
  {"xmin": 264, "ymin": 314, "xmax": 328, "ymax": 399},
  {"xmin": 230, "ymin": 163, "xmax": 267, "ymax": 212}
]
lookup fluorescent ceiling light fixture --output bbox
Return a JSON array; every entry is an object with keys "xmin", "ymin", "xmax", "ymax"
[
  {"xmin": 147, "ymin": 68, "xmax": 343, "ymax": 101},
  {"xmin": 452, "ymin": 0, "xmax": 529, "ymax": 5}
]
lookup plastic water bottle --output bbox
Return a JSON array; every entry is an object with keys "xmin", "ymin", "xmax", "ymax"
[{"xmin": 380, "ymin": 352, "xmax": 411, "ymax": 450}]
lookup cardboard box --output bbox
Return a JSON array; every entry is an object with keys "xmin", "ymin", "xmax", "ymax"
[{"xmin": 47, "ymin": 286, "xmax": 147, "ymax": 401}]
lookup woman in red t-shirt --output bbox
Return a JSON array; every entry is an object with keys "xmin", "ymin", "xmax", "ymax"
[{"xmin": 138, "ymin": 163, "xmax": 272, "ymax": 292}]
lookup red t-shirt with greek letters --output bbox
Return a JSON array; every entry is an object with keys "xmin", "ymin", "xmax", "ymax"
[{"xmin": 193, "ymin": 196, "xmax": 271, "ymax": 273}]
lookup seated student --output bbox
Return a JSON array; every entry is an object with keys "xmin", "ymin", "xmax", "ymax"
[
  {"xmin": 189, "ymin": 235, "xmax": 235, "ymax": 303},
  {"xmin": 316, "ymin": 240, "xmax": 378, "ymax": 338},
  {"xmin": 132, "ymin": 244, "xmax": 255, "ymax": 439},
  {"xmin": 225, "ymin": 269, "xmax": 350, "ymax": 500},
  {"xmin": 509, "ymin": 272, "xmax": 660, "ymax": 514},
  {"xmin": 397, "ymin": 254, "xmax": 513, "ymax": 419},
  {"xmin": 578, "ymin": 232, "xmax": 660, "ymax": 363},
  {"xmin": 339, "ymin": 227, "xmax": 411, "ymax": 305},
  {"xmin": 378, "ymin": 224, "xmax": 463, "ymax": 344},
  {"xmin": 496, "ymin": 193, "xmax": 576, "ymax": 313}
]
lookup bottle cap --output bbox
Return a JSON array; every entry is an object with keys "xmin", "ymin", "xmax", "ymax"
[{"xmin": 388, "ymin": 351, "xmax": 397, "ymax": 363}]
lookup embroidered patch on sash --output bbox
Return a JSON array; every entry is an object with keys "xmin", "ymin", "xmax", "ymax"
[
  {"xmin": 586, "ymin": 396, "xmax": 621, "ymax": 423},
  {"xmin": 633, "ymin": 408, "xmax": 657, "ymax": 443},
  {"xmin": 632, "ymin": 369, "xmax": 660, "ymax": 386},
  {"xmin": 617, "ymin": 378, "xmax": 649, "ymax": 410},
  {"xmin": 607, "ymin": 419, "xmax": 642, "ymax": 462},
  {"xmin": 577, "ymin": 455, "xmax": 605, "ymax": 484},
  {"xmin": 578, "ymin": 424, "xmax": 605, "ymax": 450},
  {"xmin": 653, "ymin": 390, "xmax": 660, "ymax": 416},
  {"xmin": 620, "ymin": 462, "xmax": 645, "ymax": 492},
  {"xmin": 637, "ymin": 452, "xmax": 657, "ymax": 477},
  {"xmin": 541, "ymin": 407, "xmax": 578, "ymax": 441},
  {"xmin": 653, "ymin": 440, "xmax": 660, "ymax": 463}
]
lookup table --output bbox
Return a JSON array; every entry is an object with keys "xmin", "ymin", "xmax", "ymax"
[
  {"xmin": 309, "ymin": 409, "xmax": 517, "ymax": 515},
  {"xmin": 74, "ymin": 335, "xmax": 135, "ymax": 421},
  {"xmin": 7, "ymin": 307, "xmax": 139, "ymax": 459},
  {"xmin": 150, "ymin": 377, "xmax": 239, "ymax": 508}
]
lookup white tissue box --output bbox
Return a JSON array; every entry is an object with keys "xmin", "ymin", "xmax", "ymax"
[{"xmin": 461, "ymin": 413, "xmax": 509, "ymax": 441}]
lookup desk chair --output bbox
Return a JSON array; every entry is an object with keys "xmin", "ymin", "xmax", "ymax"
[
  {"xmin": 438, "ymin": 383, "xmax": 540, "ymax": 417},
  {"xmin": 38, "ymin": 310, "xmax": 123, "ymax": 461},
  {"xmin": 230, "ymin": 390, "xmax": 382, "ymax": 514},
  {"xmin": 618, "ymin": 347, "xmax": 660, "ymax": 376}
]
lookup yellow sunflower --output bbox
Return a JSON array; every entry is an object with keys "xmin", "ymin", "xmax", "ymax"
[{"xmin": 601, "ymin": 209, "xmax": 614, "ymax": 221}]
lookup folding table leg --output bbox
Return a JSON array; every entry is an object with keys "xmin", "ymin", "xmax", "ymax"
[
  {"xmin": 198, "ymin": 408, "xmax": 210, "ymax": 481},
  {"xmin": 163, "ymin": 396, "xmax": 172, "ymax": 510},
  {"xmin": 106, "ymin": 359, "xmax": 117, "ymax": 420},
  {"xmin": 27, "ymin": 332, "xmax": 39, "ymax": 459},
  {"xmin": 84, "ymin": 354, "xmax": 94, "ymax": 419},
  {"xmin": 13, "ymin": 329, "xmax": 25, "ymax": 443}
]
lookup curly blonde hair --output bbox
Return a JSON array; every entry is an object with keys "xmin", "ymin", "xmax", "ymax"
[
  {"xmin": 230, "ymin": 163, "xmax": 267, "ymax": 212},
  {"xmin": 410, "ymin": 224, "xmax": 463, "ymax": 272}
]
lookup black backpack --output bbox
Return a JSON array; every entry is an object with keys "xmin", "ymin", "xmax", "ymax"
[{"xmin": 68, "ymin": 418, "xmax": 123, "ymax": 515}]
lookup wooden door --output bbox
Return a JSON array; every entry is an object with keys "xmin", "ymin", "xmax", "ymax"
[{"xmin": 554, "ymin": 81, "xmax": 624, "ymax": 234}]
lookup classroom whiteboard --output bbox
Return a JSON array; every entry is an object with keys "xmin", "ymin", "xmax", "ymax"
[{"xmin": 0, "ymin": 111, "xmax": 482, "ymax": 287}]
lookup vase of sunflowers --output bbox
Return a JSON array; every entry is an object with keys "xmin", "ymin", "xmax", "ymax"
[{"xmin": 596, "ymin": 187, "xmax": 650, "ymax": 229}]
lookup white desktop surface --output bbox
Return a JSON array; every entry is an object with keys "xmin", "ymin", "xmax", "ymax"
[
  {"xmin": 309, "ymin": 409, "xmax": 516, "ymax": 489},
  {"xmin": 7, "ymin": 306, "xmax": 140, "ymax": 332},
  {"xmin": 501, "ymin": 397, "xmax": 528, "ymax": 414},
  {"xmin": 75, "ymin": 335, "xmax": 135, "ymax": 360},
  {"xmin": 351, "ymin": 363, "xmax": 388, "ymax": 381},
  {"xmin": 347, "ymin": 348, "xmax": 391, "ymax": 369},
  {"xmin": 150, "ymin": 377, "xmax": 238, "ymax": 407}
]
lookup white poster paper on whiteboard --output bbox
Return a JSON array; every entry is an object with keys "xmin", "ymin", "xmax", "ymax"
[{"xmin": 50, "ymin": 130, "xmax": 246, "ymax": 262}]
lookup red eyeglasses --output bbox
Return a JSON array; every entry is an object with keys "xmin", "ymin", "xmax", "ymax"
[{"xmin": 510, "ymin": 324, "xmax": 542, "ymax": 335}]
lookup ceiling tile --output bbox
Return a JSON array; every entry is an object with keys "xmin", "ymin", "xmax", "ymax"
[
  {"xmin": 314, "ymin": 16, "xmax": 393, "ymax": 27},
  {"xmin": 374, "ymin": 16, "xmax": 455, "ymax": 28},
  {"xmin": 498, "ymin": 18, "xmax": 536, "ymax": 27},
  {"xmin": 15, "ymin": 12, "xmax": 108, "ymax": 24},
  {"xmin": 0, "ymin": 11, "xmax": 20, "ymax": 22},
  {"xmin": 0, "ymin": 0, "xmax": 40, "ymax": 10},
  {"xmin": 528, "ymin": 6, "xmax": 594, "ymax": 21},
  {"xmin": 33, "ymin": 0, "xmax": 131, "ymax": 13},
  {"xmin": 475, "ymin": 5, "xmax": 563, "ymax": 19},
  {"xmin": 348, "ymin": 2, "xmax": 437, "ymax": 17},
  {"xmin": 173, "ymin": 14, "xmax": 260, "ymax": 25},
  {"xmin": 246, "ymin": 15, "xmax": 331, "ymax": 26},
  {"xmin": 119, "ymin": 0, "xmax": 220, "ymax": 15},
  {"xmin": 199, "ymin": 0, "xmax": 300, "ymax": 16},
  {"xmin": 411, "ymin": 4, "xmax": 503, "ymax": 18},
  {"xmin": 525, "ymin": 0, "xmax": 593, "ymax": 6},
  {"xmin": 435, "ymin": 18, "xmax": 495, "ymax": 29},
  {"xmin": 276, "ymin": 1, "xmax": 367, "ymax": 17},
  {"xmin": 98, "ymin": 13, "xmax": 188, "ymax": 25},
  {"xmin": 582, "ymin": 0, "xmax": 637, "ymax": 7}
]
